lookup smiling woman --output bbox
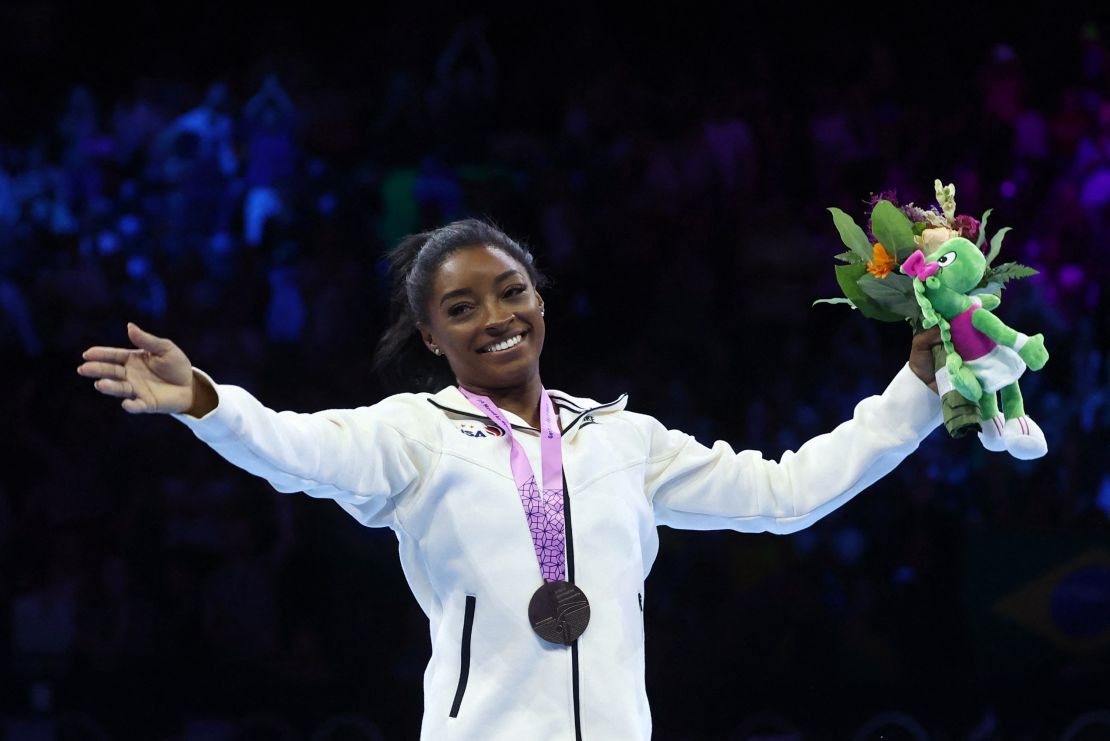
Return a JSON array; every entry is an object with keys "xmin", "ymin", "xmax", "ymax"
[{"xmin": 77, "ymin": 217, "xmax": 946, "ymax": 740}]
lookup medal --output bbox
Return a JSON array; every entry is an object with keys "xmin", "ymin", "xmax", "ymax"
[
  {"xmin": 529, "ymin": 580, "xmax": 591, "ymax": 645},
  {"xmin": 458, "ymin": 386, "xmax": 591, "ymax": 644}
]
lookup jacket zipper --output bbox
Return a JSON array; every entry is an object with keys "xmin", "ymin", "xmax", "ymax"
[
  {"xmin": 449, "ymin": 595, "xmax": 477, "ymax": 718},
  {"xmin": 432, "ymin": 397, "xmax": 602, "ymax": 737},
  {"xmin": 563, "ymin": 471, "xmax": 583, "ymax": 741}
]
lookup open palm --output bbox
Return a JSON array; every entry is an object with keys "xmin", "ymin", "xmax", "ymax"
[{"xmin": 78, "ymin": 323, "xmax": 195, "ymax": 414}]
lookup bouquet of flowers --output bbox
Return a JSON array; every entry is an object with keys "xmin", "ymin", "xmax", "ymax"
[{"xmin": 815, "ymin": 179, "xmax": 1039, "ymax": 440}]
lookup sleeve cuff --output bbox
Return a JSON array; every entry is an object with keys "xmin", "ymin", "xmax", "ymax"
[
  {"xmin": 170, "ymin": 368, "xmax": 239, "ymax": 442},
  {"xmin": 883, "ymin": 362, "xmax": 945, "ymax": 440}
]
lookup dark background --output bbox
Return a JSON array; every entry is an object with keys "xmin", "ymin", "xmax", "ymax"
[{"xmin": 1, "ymin": 3, "xmax": 1109, "ymax": 739}]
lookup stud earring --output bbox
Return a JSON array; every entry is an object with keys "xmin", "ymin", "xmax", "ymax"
[
  {"xmin": 540, "ymin": 305, "xmax": 545, "ymax": 317},
  {"xmin": 430, "ymin": 345, "xmax": 441, "ymax": 356}
]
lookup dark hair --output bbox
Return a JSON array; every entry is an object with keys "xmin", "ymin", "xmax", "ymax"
[{"xmin": 373, "ymin": 218, "xmax": 547, "ymax": 392}]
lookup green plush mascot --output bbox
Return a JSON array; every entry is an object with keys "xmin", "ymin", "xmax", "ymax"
[{"xmin": 902, "ymin": 237, "xmax": 1049, "ymax": 459}]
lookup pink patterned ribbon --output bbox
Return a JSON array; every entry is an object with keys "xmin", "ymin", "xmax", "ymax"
[{"xmin": 458, "ymin": 387, "xmax": 566, "ymax": 582}]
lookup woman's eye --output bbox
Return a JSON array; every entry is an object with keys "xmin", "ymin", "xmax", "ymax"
[
  {"xmin": 504, "ymin": 285, "xmax": 526, "ymax": 298},
  {"xmin": 937, "ymin": 252, "xmax": 957, "ymax": 267},
  {"xmin": 447, "ymin": 304, "xmax": 472, "ymax": 317}
]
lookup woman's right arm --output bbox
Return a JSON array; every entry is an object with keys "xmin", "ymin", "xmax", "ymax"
[{"xmin": 78, "ymin": 323, "xmax": 438, "ymax": 527}]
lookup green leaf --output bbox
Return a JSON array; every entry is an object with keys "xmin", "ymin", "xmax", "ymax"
[
  {"xmin": 975, "ymin": 282, "xmax": 1003, "ymax": 297},
  {"xmin": 976, "ymin": 208, "xmax": 993, "ymax": 248},
  {"xmin": 857, "ymin": 272, "xmax": 922, "ymax": 321},
  {"xmin": 835, "ymin": 263, "xmax": 878, "ymax": 310},
  {"xmin": 828, "ymin": 207, "xmax": 874, "ymax": 262},
  {"xmin": 834, "ymin": 264, "xmax": 905, "ymax": 322},
  {"xmin": 834, "ymin": 250, "xmax": 863, "ymax": 264},
  {"xmin": 912, "ymin": 221, "xmax": 928, "ymax": 236},
  {"xmin": 870, "ymin": 200, "xmax": 916, "ymax": 261},
  {"xmin": 812, "ymin": 297, "xmax": 857, "ymax": 308},
  {"xmin": 985, "ymin": 226, "xmax": 1011, "ymax": 266},
  {"xmin": 984, "ymin": 261, "xmax": 1038, "ymax": 286}
]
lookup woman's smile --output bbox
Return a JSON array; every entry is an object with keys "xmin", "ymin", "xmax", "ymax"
[{"xmin": 478, "ymin": 330, "xmax": 528, "ymax": 354}]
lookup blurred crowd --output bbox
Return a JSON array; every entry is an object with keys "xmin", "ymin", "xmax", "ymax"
[{"xmin": 1, "ymin": 12, "xmax": 1109, "ymax": 741}]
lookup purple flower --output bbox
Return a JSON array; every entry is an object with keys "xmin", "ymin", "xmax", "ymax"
[
  {"xmin": 952, "ymin": 214, "xmax": 980, "ymax": 242},
  {"xmin": 867, "ymin": 189, "xmax": 899, "ymax": 208}
]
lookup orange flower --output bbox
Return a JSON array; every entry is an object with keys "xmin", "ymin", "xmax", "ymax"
[{"xmin": 866, "ymin": 242, "xmax": 895, "ymax": 278}]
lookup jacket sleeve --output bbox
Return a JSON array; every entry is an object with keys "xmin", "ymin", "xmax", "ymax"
[
  {"xmin": 170, "ymin": 369, "xmax": 441, "ymax": 528},
  {"xmin": 644, "ymin": 363, "xmax": 942, "ymax": 533}
]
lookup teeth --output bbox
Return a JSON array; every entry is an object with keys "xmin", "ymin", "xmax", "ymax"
[{"xmin": 482, "ymin": 334, "xmax": 524, "ymax": 353}]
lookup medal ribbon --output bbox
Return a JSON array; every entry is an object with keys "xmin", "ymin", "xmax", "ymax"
[{"xmin": 458, "ymin": 386, "xmax": 566, "ymax": 582}]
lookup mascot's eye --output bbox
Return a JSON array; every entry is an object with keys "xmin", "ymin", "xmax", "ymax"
[{"xmin": 936, "ymin": 251, "xmax": 957, "ymax": 267}]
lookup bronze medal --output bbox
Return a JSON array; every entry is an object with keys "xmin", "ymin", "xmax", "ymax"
[{"xmin": 528, "ymin": 580, "xmax": 591, "ymax": 645}]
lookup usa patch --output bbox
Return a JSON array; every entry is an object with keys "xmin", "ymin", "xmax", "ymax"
[{"xmin": 457, "ymin": 420, "xmax": 505, "ymax": 438}]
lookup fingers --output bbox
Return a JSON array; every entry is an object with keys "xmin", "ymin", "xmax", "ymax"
[
  {"xmin": 914, "ymin": 326, "xmax": 942, "ymax": 340},
  {"xmin": 127, "ymin": 322, "xmax": 173, "ymax": 354},
  {"xmin": 121, "ymin": 397, "xmax": 150, "ymax": 414},
  {"xmin": 81, "ymin": 346, "xmax": 138, "ymax": 364},
  {"xmin": 82, "ymin": 321, "xmax": 173, "ymax": 361},
  {"xmin": 912, "ymin": 326, "xmax": 943, "ymax": 348},
  {"xmin": 91, "ymin": 378, "xmax": 136, "ymax": 399},
  {"xmin": 77, "ymin": 360, "xmax": 127, "ymax": 381}
]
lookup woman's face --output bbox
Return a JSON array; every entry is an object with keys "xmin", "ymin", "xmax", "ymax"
[{"xmin": 419, "ymin": 245, "xmax": 545, "ymax": 393}]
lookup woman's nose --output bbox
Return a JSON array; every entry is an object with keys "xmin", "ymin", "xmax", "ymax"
[{"xmin": 484, "ymin": 308, "xmax": 513, "ymax": 332}]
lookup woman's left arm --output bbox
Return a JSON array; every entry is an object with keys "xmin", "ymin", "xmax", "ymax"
[{"xmin": 645, "ymin": 331, "xmax": 943, "ymax": 533}]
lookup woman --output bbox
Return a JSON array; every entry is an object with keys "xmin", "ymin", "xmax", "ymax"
[{"xmin": 78, "ymin": 219, "xmax": 943, "ymax": 740}]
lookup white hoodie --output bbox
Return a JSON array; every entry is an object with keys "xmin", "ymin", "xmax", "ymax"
[{"xmin": 173, "ymin": 363, "xmax": 941, "ymax": 740}]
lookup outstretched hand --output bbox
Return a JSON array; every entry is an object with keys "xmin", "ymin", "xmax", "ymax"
[
  {"xmin": 909, "ymin": 326, "xmax": 943, "ymax": 394},
  {"xmin": 77, "ymin": 323, "xmax": 197, "ymax": 414}
]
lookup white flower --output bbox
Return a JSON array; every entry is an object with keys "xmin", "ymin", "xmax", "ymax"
[{"xmin": 915, "ymin": 226, "xmax": 961, "ymax": 254}]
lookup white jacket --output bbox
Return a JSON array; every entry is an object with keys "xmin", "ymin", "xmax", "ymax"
[{"xmin": 173, "ymin": 364, "xmax": 941, "ymax": 740}]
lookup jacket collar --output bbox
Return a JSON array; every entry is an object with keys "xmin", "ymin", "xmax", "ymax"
[{"xmin": 427, "ymin": 385, "xmax": 627, "ymax": 435}]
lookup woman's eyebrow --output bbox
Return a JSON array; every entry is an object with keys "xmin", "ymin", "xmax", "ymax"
[
  {"xmin": 493, "ymin": 269, "xmax": 522, "ymax": 283},
  {"xmin": 439, "ymin": 287, "xmax": 473, "ymax": 305}
]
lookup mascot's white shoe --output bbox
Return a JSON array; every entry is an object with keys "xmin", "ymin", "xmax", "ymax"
[
  {"xmin": 978, "ymin": 413, "xmax": 1008, "ymax": 452},
  {"xmin": 1003, "ymin": 415, "xmax": 1047, "ymax": 460}
]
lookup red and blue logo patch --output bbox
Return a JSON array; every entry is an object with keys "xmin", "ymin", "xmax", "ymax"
[{"xmin": 456, "ymin": 420, "xmax": 505, "ymax": 438}]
